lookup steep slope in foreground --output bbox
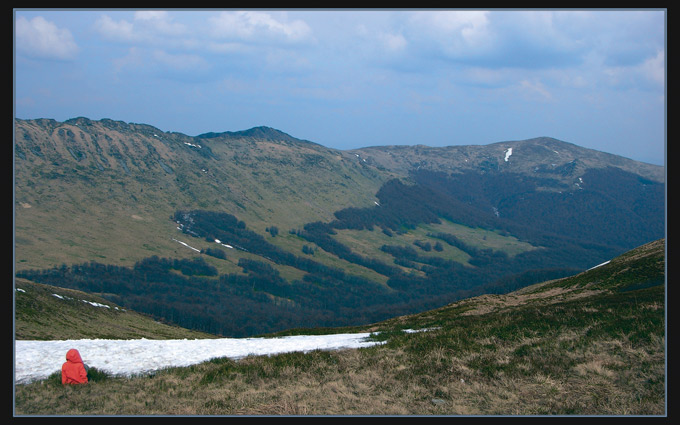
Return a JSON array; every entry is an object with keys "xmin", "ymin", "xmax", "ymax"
[
  {"xmin": 373, "ymin": 238, "xmax": 665, "ymax": 331},
  {"xmin": 15, "ymin": 239, "xmax": 665, "ymax": 415}
]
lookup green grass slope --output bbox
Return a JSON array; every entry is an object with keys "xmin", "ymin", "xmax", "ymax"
[
  {"xmin": 14, "ymin": 278, "xmax": 216, "ymax": 341},
  {"xmin": 14, "ymin": 118, "xmax": 391, "ymax": 272},
  {"xmin": 14, "ymin": 239, "xmax": 665, "ymax": 415}
]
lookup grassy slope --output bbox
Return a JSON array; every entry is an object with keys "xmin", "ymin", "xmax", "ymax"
[
  {"xmin": 14, "ymin": 118, "xmax": 392, "ymax": 273},
  {"xmin": 14, "ymin": 239, "xmax": 665, "ymax": 415},
  {"xmin": 16, "ymin": 119, "xmax": 664, "ymax": 279}
]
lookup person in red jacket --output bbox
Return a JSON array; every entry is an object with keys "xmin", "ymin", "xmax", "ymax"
[{"xmin": 61, "ymin": 348, "xmax": 88, "ymax": 385}]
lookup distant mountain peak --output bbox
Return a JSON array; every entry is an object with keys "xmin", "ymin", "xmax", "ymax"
[{"xmin": 197, "ymin": 126, "xmax": 303, "ymax": 143}]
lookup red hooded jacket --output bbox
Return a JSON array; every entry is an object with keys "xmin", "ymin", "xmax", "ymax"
[{"xmin": 61, "ymin": 348, "xmax": 88, "ymax": 384}]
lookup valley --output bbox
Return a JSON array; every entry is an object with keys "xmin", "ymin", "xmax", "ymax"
[{"xmin": 14, "ymin": 117, "xmax": 665, "ymax": 338}]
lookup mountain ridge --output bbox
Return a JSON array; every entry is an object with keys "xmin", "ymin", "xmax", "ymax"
[
  {"xmin": 352, "ymin": 136, "xmax": 663, "ymax": 184},
  {"xmin": 14, "ymin": 117, "xmax": 665, "ymax": 337},
  {"xmin": 14, "ymin": 116, "xmax": 664, "ymax": 274},
  {"xmin": 196, "ymin": 125, "xmax": 313, "ymax": 145}
]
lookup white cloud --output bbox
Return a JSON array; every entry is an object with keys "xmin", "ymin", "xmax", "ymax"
[
  {"xmin": 600, "ymin": 48, "xmax": 665, "ymax": 91},
  {"xmin": 641, "ymin": 49, "xmax": 665, "ymax": 86},
  {"xmin": 134, "ymin": 11, "xmax": 168, "ymax": 21},
  {"xmin": 379, "ymin": 32, "xmax": 407, "ymax": 52},
  {"xmin": 112, "ymin": 46, "xmax": 210, "ymax": 78},
  {"xmin": 518, "ymin": 79, "xmax": 553, "ymax": 101},
  {"xmin": 15, "ymin": 16, "xmax": 79, "ymax": 60},
  {"xmin": 95, "ymin": 12, "xmax": 187, "ymax": 44},
  {"xmin": 208, "ymin": 11, "xmax": 312, "ymax": 43},
  {"xmin": 407, "ymin": 10, "xmax": 492, "ymax": 54},
  {"xmin": 112, "ymin": 46, "xmax": 145, "ymax": 73},
  {"xmin": 133, "ymin": 11, "xmax": 187, "ymax": 37},
  {"xmin": 95, "ymin": 14, "xmax": 136, "ymax": 42}
]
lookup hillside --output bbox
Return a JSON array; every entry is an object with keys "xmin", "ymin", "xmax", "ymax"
[
  {"xmin": 14, "ymin": 118, "xmax": 663, "ymax": 272},
  {"xmin": 14, "ymin": 118, "xmax": 390, "ymax": 272},
  {"xmin": 14, "ymin": 118, "xmax": 665, "ymax": 337},
  {"xmin": 14, "ymin": 239, "xmax": 666, "ymax": 415},
  {"xmin": 352, "ymin": 137, "xmax": 664, "ymax": 184},
  {"xmin": 14, "ymin": 278, "xmax": 216, "ymax": 340}
]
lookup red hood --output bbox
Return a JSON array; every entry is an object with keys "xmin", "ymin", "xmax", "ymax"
[{"xmin": 66, "ymin": 348, "xmax": 83, "ymax": 364}]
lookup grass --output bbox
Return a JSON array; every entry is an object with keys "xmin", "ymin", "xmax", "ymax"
[
  {"xmin": 14, "ymin": 283, "xmax": 665, "ymax": 415},
  {"xmin": 14, "ymin": 120, "xmax": 666, "ymax": 415},
  {"xmin": 14, "ymin": 278, "xmax": 216, "ymax": 341},
  {"xmin": 15, "ymin": 119, "xmax": 391, "ymax": 274},
  {"xmin": 14, "ymin": 239, "xmax": 665, "ymax": 416},
  {"xmin": 332, "ymin": 218, "xmax": 537, "ymax": 271}
]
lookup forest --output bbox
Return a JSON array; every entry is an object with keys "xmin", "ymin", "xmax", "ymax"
[{"xmin": 17, "ymin": 168, "xmax": 663, "ymax": 337}]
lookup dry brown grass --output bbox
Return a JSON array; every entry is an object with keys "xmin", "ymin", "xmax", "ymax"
[{"xmin": 15, "ymin": 322, "xmax": 664, "ymax": 416}]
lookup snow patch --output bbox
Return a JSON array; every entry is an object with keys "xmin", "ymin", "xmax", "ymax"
[
  {"xmin": 214, "ymin": 239, "xmax": 233, "ymax": 249},
  {"xmin": 504, "ymin": 148, "xmax": 513, "ymax": 162},
  {"xmin": 403, "ymin": 327, "xmax": 440, "ymax": 333},
  {"xmin": 172, "ymin": 238, "xmax": 200, "ymax": 252},
  {"xmin": 587, "ymin": 260, "xmax": 611, "ymax": 271},
  {"xmin": 82, "ymin": 300, "xmax": 111, "ymax": 309},
  {"xmin": 15, "ymin": 333, "xmax": 383, "ymax": 384},
  {"xmin": 48, "ymin": 293, "xmax": 123, "ymax": 311}
]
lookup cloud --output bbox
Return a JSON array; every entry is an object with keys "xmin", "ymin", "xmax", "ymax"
[
  {"xmin": 133, "ymin": 11, "xmax": 187, "ymax": 37},
  {"xmin": 406, "ymin": 10, "xmax": 492, "ymax": 57},
  {"xmin": 518, "ymin": 79, "xmax": 553, "ymax": 101},
  {"xmin": 379, "ymin": 32, "xmax": 407, "ymax": 52},
  {"xmin": 92, "ymin": 11, "xmax": 316, "ymax": 79},
  {"xmin": 371, "ymin": 10, "xmax": 588, "ymax": 71},
  {"xmin": 600, "ymin": 48, "xmax": 665, "ymax": 91},
  {"xmin": 151, "ymin": 50, "xmax": 210, "ymax": 73},
  {"xmin": 111, "ymin": 46, "xmax": 211, "ymax": 81},
  {"xmin": 95, "ymin": 11, "xmax": 188, "ymax": 45},
  {"xmin": 394, "ymin": 10, "xmax": 659, "ymax": 72},
  {"xmin": 93, "ymin": 12, "xmax": 211, "ymax": 80},
  {"xmin": 95, "ymin": 14, "xmax": 136, "ymax": 43},
  {"xmin": 411, "ymin": 10, "xmax": 490, "ymax": 44},
  {"xmin": 208, "ymin": 11, "xmax": 313, "ymax": 44},
  {"xmin": 13, "ymin": 9, "xmax": 665, "ymax": 165},
  {"xmin": 15, "ymin": 16, "xmax": 79, "ymax": 60},
  {"xmin": 641, "ymin": 49, "xmax": 665, "ymax": 86}
]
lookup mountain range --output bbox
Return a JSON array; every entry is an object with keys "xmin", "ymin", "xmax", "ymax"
[{"xmin": 14, "ymin": 117, "xmax": 665, "ymax": 337}]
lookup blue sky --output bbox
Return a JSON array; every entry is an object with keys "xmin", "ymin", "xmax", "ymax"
[{"xmin": 14, "ymin": 9, "xmax": 665, "ymax": 165}]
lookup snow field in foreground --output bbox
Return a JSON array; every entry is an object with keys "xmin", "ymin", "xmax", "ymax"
[{"xmin": 15, "ymin": 333, "xmax": 382, "ymax": 384}]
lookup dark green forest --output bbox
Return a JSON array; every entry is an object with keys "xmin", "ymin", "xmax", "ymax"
[{"xmin": 17, "ymin": 168, "xmax": 663, "ymax": 337}]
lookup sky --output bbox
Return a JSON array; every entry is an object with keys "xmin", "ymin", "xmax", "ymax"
[{"xmin": 14, "ymin": 9, "xmax": 666, "ymax": 165}]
